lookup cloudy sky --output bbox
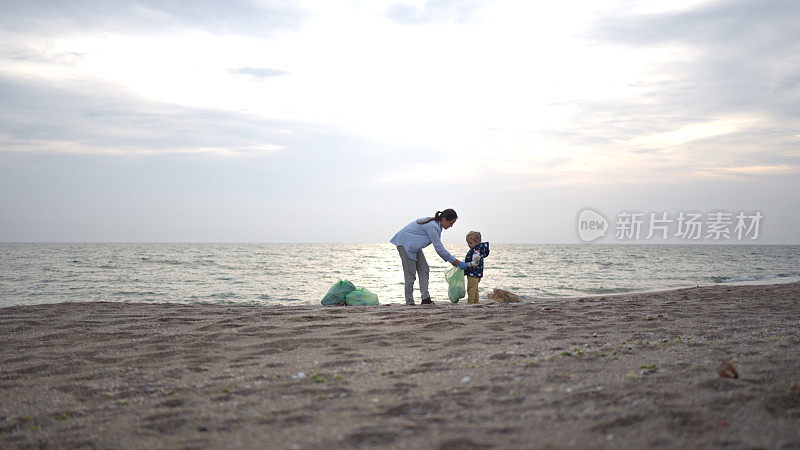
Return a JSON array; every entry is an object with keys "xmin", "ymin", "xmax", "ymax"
[{"xmin": 1, "ymin": 0, "xmax": 798, "ymax": 243}]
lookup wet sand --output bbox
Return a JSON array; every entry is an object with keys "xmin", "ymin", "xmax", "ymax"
[{"xmin": 1, "ymin": 282, "xmax": 799, "ymax": 449}]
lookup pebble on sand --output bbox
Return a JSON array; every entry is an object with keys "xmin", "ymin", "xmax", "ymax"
[{"xmin": 716, "ymin": 361, "xmax": 738, "ymax": 379}]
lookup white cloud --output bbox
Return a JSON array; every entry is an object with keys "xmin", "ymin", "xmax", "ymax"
[
  {"xmin": 711, "ymin": 164, "xmax": 798, "ymax": 176},
  {"xmin": 1, "ymin": 0, "xmax": 799, "ymax": 243},
  {"xmin": 629, "ymin": 116, "xmax": 761, "ymax": 148},
  {"xmin": 0, "ymin": 136, "xmax": 284, "ymax": 156},
  {"xmin": 1, "ymin": 0, "xmax": 798, "ymax": 186}
]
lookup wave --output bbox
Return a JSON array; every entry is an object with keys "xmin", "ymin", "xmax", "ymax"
[
  {"xmin": 139, "ymin": 257, "xmax": 186, "ymax": 265},
  {"xmin": 256, "ymin": 294, "xmax": 301, "ymax": 302},
  {"xmin": 209, "ymin": 292, "xmax": 239, "ymax": 299},
  {"xmin": 598, "ymin": 261, "xmax": 629, "ymax": 267},
  {"xmin": 114, "ymin": 291, "xmax": 160, "ymax": 296},
  {"xmin": 710, "ymin": 272, "xmax": 800, "ymax": 283}
]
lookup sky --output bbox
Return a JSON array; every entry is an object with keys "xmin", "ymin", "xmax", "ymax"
[{"xmin": 0, "ymin": 0, "xmax": 798, "ymax": 243}]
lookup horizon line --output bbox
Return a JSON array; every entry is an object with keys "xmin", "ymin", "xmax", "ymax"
[{"xmin": 1, "ymin": 241, "xmax": 798, "ymax": 246}]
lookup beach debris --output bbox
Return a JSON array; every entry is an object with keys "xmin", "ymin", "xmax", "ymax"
[
  {"xmin": 716, "ymin": 361, "xmax": 738, "ymax": 378},
  {"xmin": 488, "ymin": 288, "xmax": 520, "ymax": 303},
  {"xmin": 639, "ymin": 364, "xmax": 658, "ymax": 374},
  {"xmin": 292, "ymin": 372, "xmax": 307, "ymax": 379},
  {"xmin": 716, "ymin": 421, "xmax": 730, "ymax": 427},
  {"xmin": 310, "ymin": 374, "xmax": 326, "ymax": 383},
  {"xmin": 144, "ymin": 386, "xmax": 156, "ymax": 394},
  {"xmin": 790, "ymin": 383, "xmax": 799, "ymax": 392},
  {"xmin": 460, "ymin": 376, "xmax": 471, "ymax": 383},
  {"xmin": 542, "ymin": 307, "xmax": 551, "ymax": 311}
]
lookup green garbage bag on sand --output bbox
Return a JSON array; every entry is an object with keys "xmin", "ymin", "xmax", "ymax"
[
  {"xmin": 321, "ymin": 280, "xmax": 356, "ymax": 305},
  {"xmin": 445, "ymin": 266, "xmax": 466, "ymax": 303},
  {"xmin": 345, "ymin": 287, "xmax": 380, "ymax": 306}
]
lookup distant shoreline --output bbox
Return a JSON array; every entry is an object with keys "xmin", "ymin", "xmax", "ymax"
[{"xmin": 2, "ymin": 242, "xmax": 799, "ymax": 245}]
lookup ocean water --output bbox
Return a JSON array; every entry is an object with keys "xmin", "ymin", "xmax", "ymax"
[{"xmin": 0, "ymin": 243, "xmax": 798, "ymax": 307}]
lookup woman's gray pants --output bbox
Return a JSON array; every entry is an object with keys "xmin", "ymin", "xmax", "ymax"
[{"xmin": 396, "ymin": 246, "xmax": 429, "ymax": 305}]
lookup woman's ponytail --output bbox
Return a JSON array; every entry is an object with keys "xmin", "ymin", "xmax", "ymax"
[{"xmin": 417, "ymin": 209, "xmax": 457, "ymax": 224}]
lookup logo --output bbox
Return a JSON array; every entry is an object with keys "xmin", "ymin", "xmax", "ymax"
[
  {"xmin": 575, "ymin": 208, "xmax": 762, "ymax": 243},
  {"xmin": 576, "ymin": 207, "xmax": 609, "ymax": 242}
]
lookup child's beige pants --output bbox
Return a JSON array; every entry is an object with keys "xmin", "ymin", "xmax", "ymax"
[{"xmin": 467, "ymin": 276, "xmax": 481, "ymax": 303}]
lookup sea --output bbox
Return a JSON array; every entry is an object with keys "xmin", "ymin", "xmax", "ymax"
[{"xmin": 0, "ymin": 243, "xmax": 798, "ymax": 307}]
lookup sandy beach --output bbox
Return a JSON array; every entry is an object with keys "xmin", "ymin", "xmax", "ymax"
[{"xmin": 1, "ymin": 282, "xmax": 799, "ymax": 449}]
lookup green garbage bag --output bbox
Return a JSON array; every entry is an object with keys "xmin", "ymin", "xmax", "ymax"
[
  {"xmin": 321, "ymin": 280, "xmax": 356, "ymax": 305},
  {"xmin": 344, "ymin": 287, "xmax": 379, "ymax": 306},
  {"xmin": 445, "ymin": 266, "xmax": 466, "ymax": 303}
]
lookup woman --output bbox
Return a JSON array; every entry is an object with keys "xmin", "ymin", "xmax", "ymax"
[{"xmin": 390, "ymin": 209, "xmax": 470, "ymax": 305}]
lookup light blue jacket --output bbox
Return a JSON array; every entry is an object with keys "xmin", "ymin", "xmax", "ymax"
[{"xmin": 390, "ymin": 218, "xmax": 457, "ymax": 263}]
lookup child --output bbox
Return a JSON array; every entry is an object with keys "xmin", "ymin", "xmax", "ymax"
[{"xmin": 464, "ymin": 231, "xmax": 490, "ymax": 304}]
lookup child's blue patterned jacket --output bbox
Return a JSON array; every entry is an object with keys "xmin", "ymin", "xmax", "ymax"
[{"xmin": 464, "ymin": 242, "xmax": 490, "ymax": 278}]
